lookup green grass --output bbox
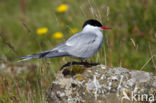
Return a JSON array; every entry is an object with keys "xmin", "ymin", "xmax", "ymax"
[{"xmin": 0, "ymin": 0, "xmax": 156, "ymax": 102}]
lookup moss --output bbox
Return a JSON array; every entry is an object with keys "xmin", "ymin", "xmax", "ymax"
[
  {"xmin": 85, "ymin": 89, "xmax": 89, "ymax": 93},
  {"xmin": 71, "ymin": 65, "xmax": 86, "ymax": 74},
  {"xmin": 75, "ymin": 74, "xmax": 83, "ymax": 81},
  {"xmin": 62, "ymin": 65, "xmax": 86, "ymax": 76}
]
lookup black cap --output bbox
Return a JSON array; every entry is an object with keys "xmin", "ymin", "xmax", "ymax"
[{"xmin": 82, "ymin": 19, "xmax": 103, "ymax": 28}]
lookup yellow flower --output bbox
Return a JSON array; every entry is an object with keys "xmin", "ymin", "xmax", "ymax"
[
  {"xmin": 57, "ymin": 4, "xmax": 68, "ymax": 13},
  {"xmin": 52, "ymin": 32, "xmax": 63, "ymax": 39},
  {"xmin": 70, "ymin": 28, "xmax": 78, "ymax": 34},
  {"xmin": 36, "ymin": 27, "xmax": 48, "ymax": 35}
]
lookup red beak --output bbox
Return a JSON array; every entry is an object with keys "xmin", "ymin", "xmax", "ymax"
[{"xmin": 101, "ymin": 26, "xmax": 112, "ymax": 30}]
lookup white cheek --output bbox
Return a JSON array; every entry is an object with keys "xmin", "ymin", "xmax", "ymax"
[{"xmin": 83, "ymin": 25, "xmax": 101, "ymax": 32}]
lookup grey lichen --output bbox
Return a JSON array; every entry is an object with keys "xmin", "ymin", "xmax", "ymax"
[{"xmin": 47, "ymin": 64, "xmax": 156, "ymax": 103}]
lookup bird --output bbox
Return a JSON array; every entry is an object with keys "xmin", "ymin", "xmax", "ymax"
[{"xmin": 20, "ymin": 19, "xmax": 111, "ymax": 62}]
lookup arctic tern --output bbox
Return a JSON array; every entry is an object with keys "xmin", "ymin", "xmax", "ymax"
[{"xmin": 20, "ymin": 19, "xmax": 111, "ymax": 61}]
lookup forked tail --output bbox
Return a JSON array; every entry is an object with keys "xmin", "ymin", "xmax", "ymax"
[{"xmin": 19, "ymin": 50, "xmax": 68, "ymax": 62}]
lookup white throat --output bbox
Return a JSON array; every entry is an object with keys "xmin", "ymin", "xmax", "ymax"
[{"xmin": 82, "ymin": 24, "xmax": 103, "ymax": 39}]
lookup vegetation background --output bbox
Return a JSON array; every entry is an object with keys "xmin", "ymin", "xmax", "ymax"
[{"xmin": 0, "ymin": 0, "xmax": 156, "ymax": 102}]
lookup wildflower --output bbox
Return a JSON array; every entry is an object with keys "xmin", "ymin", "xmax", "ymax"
[
  {"xmin": 52, "ymin": 32, "xmax": 63, "ymax": 39},
  {"xmin": 57, "ymin": 4, "xmax": 68, "ymax": 13},
  {"xmin": 70, "ymin": 28, "xmax": 78, "ymax": 34},
  {"xmin": 36, "ymin": 27, "xmax": 48, "ymax": 35}
]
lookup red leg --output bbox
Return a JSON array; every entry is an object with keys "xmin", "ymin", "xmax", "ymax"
[{"xmin": 81, "ymin": 60, "xmax": 91, "ymax": 67}]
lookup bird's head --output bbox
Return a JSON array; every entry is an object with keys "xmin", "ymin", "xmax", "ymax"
[{"xmin": 82, "ymin": 19, "xmax": 112, "ymax": 31}]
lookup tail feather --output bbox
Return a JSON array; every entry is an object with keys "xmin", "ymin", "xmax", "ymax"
[
  {"xmin": 18, "ymin": 57, "xmax": 33, "ymax": 62},
  {"xmin": 19, "ymin": 50, "xmax": 67, "ymax": 62}
]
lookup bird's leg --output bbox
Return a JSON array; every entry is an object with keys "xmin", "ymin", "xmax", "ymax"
[
  {"xmin": 69, "ymin": 61, "xmax": 73, "ymax": 74},
  {"xmin": 81, "ymin": 60, "xmax": 91, "ymax": 67},
  {"xmin": 84, "ymin": 60, "xmax": 90, "ymax": 67}
]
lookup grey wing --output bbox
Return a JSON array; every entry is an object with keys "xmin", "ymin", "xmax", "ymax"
[{"xmin": 65, "ymin": 32, "xmax": 103, "ymax": 59}]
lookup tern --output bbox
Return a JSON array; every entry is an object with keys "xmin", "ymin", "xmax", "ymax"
[{"xmin": 20, "ymin": 19, "xmax": 111, "ymax": 62}]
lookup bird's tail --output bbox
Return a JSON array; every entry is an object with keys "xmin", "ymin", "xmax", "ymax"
[{"xmin": 19, "ymin": 50, "xmax": 67, "ymax": 62}]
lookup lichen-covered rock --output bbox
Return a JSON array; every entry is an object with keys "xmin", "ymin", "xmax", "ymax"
[{"xmin": 46, "ymin": 64, "xmax": 156, "ymax": 103}]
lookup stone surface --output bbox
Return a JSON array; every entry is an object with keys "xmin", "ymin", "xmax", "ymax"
[{"xmin": 46, "ymin": 63, "xmax": 156, "ymax": 103}]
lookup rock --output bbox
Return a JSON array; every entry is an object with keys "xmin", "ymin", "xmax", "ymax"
[{"xmin": 46, "ymin": 63, "xmax": 156, "ymax": 103}]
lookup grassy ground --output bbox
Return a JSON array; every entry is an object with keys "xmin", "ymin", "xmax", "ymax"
[{"xmin": 0, "ymin": 0, "xmax": 156, "ymax": 102}]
